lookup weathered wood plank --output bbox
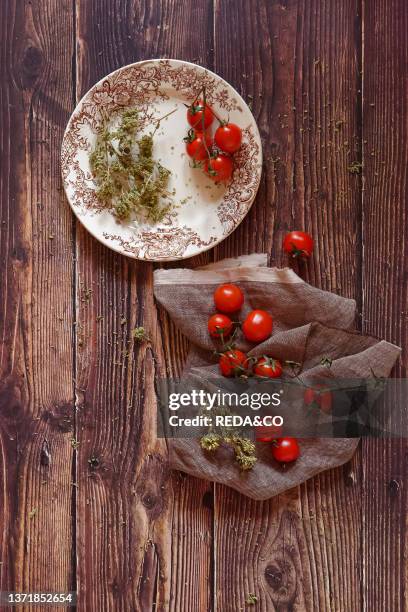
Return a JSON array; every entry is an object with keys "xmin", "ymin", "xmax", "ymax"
[
  {"xmin": 213, "ymin": 1, "xmax": 363, "ymax": 610},
  {"xmin": 362, "ymin": 1, "xmax": 408, "ymax": 609},
  {"xmin": 74, "ymin": 1, "xmax": 213, "ymax": 610},
  {"xmin": 0, "ymin": 0, "xmax": 75, "ymax": 603}
]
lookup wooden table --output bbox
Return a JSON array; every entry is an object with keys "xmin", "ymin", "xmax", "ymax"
[{"xmin": 1, "ymin": 1, "xmax": 407, "ymax": 610}]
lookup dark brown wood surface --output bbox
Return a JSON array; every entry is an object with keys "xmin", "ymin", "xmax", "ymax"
[
  {"xmin": 361, "ymin": 2, "xmax": 408, "ymax": 611},
  {"xmin": 0, "ymin": 1, "xmax": 406, "ymax": 611},
  {"xmin": 0, "ymin": 0, "xmax": 75, "ymax": 602}
]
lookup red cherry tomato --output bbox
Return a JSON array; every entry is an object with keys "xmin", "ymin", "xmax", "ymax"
[
  {"xmin": 219, "ymin": 349, "xmax": 249, "ymax": 377},
  {"xmin": 204, "ymin": 154, "xmax": 234, "ymax": 182},
  {"xmin": 185, "ymin": 131, "xmax": 213, "ymax": 161},
  {"xmin": 214, "ymin": 123, "xmax": 242, "ymax": 153},
  {"xmin": 319, "ymin": 390, "xmax": 333, "ymax": 414},
  {"xmin": 187, "ymin": 99, "xmax": 214, "ymax": 130},
  {"xmin": 283, "ymin": 231, "xmax": 314, "ymax": 258},
  {"xmin": 214, "ymin": 284, "xmax": 244, "ymax": 313},
  {"xmin": 242, "ymin": 310, "xmax": 273, "ymax": 343},
  {"xmin": 255, "ymin": 423, "xmax": 283, "ymax": 442},
  {"xmin": 303, "ymin": 386, "xmax": 332, "ymax": 414},
  {"xmin": 207, "ymin": 313, "xmax": 233, "ymax": 339},
  {"xmin": 272, "ymin": 438, "xmax": 300, "ymax": 463},
  {"xmin": 253, "ymin": 357, "xmax": 282, "ymax": 378},
  {"xmin": 303, "ymin": 388, "xmax": 316, "ymax": 406}
]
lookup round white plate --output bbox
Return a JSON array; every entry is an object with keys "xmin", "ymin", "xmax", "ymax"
[{"xmin": 61, "ymin": 59, "xmax": 262, "ymax": 261}]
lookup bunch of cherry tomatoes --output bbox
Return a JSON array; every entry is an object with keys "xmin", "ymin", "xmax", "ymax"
[
  {"xmin": 202, "ymin": 206, "xmax": 317, "ymax": 465},
  {"xmin": 184, "ymin": 91, "xmax": 242, "ymax": 183},
  {"xmin": 209, "ymin": 283, "xmax": 275, "ymax": 375},
  {"xmin": 208, "ymin": 282, "xmax": 300, "ymax": 465}
]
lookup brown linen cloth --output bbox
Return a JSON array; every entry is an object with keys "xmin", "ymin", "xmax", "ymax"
[{"xmin": 154, "ymin": 254, "xmax": 401, "ymax": 500}]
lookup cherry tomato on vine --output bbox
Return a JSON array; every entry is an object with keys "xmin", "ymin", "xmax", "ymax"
[
  {"xmin": 204, "ymin": 154, "xmax": 234, "ymax": 182},
  {"xmin": 213, "ymin": 284, "xmax": 244, "ymax": 313},
  {"xmin": 283, "ymin": 231, "xmax": 314, "ymax": 258},
  {"xmin": 215, "ymin": 122, "xmax": 242, "ymax": 153},
  {"xmin": 271, "ymin": 438, "xmax": 300, "ymax": 464},
  {"xmin": 185, "ymin": 130, "xmax": 213, "ymax": 161},
  {"xmin": 304, "ymin": 386, "xmax": 332, "ymax": 414},
  {"xmin": 242, "ymin": 310, "xmax": 273, "ymax": 343},
  {"xmin": 187, "ymin": 99, "xmax": 214, "ymax": 130},
  {"xmin": 219, "ymin": 349, "xmax": 249, "ymax": 377},
  {"xmin": 207, "ymin": 313, "xmax": 233, "ymax": 339},
  {"xmin": 255, "ymin": 423, "xmax": 283, "ymax": 442},
  {"xmin": 253, "ymin": 357, "xmax": 282, "ymax": 378}
]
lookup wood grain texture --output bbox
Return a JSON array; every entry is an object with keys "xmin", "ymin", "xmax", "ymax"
[
  {"xmin": 0, "ymin": 1, "xmax": 406, "ymax": 611},
  {"xmin": 213, "ymin": 1, "xmax": 363, "ymax": 610},
  {"xmin": 361, "ymin": 1, "xmax": 408, "ymax": 610},
  {"xmin": 0, "ymin": 0, "xmax": 75, "ymax": 606},
  {"xmin": 74, "ymin": 1, "xmax": 213, "ymax": 610}
]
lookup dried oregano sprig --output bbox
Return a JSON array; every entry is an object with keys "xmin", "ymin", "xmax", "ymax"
[
  {"xmin": 200, "ymin": 432, "xmax": 257, "ymax": 471},
  {"xmin": 200, "ymin": 413, "xmax": 257, "ymax": 471},
  {"xmin": 200, "ymin": 432, "xmax": 221, "ymax": 451},
  {"xmin": 227, "ymin": 434, "xmax": 257, "ymax": 470},
  {"xmin": 89, "ymin": 108, "xmax": 173, "ymax": 224}
]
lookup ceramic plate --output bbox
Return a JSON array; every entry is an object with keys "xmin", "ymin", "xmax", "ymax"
[{"xmin": 61, "ymin": 59, "xmax": 262, "ymax": 261}]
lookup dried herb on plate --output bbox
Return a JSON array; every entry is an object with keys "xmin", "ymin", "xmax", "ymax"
[{"xmin": 89, "ymin": 108, "xmax": 173, "ymax": 224}]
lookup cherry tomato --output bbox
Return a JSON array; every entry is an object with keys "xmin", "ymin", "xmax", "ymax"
[
  {"xmin": 303, "ymin": 388, "xmax": 316, "ymax": 406},
  {"xmin": 253, "ymin": 357, "xmax": 282, "ymax": 378},
  {"xmin": 242, "ymin": 310, "xmax": 273, "ymax": 343},
  {"xmin": 185, "ymin": 131, "xmax": 213, "ymax": 161},
  {"xmin": 219, "ymin": 349, "xmax": 249, "ymax": 377},
  {"xmin": 319, "ymin": 390, "xmax": 332, "ymax": 414},
  {"xmin": 214, "ymin": 123, "xmax": 242, "ymax": 153},
  {"xmin": 255, "ymin": 423, "xmax": 283, "ymax": 442},
  {"xmin": 304, "ymin": 386, "xmax": 332, "ymax": 414},
  {"xmin": 187, "ymin": 99, "xmax": 214, "ymax": 130},
  {"xmin": 204, "ymin": 154, "xmax": 234, "ymax": 182},
  {"xmin": 283, "ymin": 231, "xmax": 314, "ymax": 258},
  {"xmin": 208, "ymin": 313, "xmax": 233, "ymax": 339},
  {"xmin": 272, "ymin": 438, "xmax": 300, "ymax": 463},
  {"xmin": 214, "ymin": 284, "xmax": 244, "ymax": 313}
]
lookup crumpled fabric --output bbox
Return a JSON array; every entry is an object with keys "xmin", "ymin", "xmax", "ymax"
[{"xmin": 154, "ymin": 254, "xmax": 400, "ymax": 500}]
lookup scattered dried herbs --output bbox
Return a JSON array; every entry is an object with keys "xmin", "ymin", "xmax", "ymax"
[
  {"xmin": 348, "ymin": 161, "xmax": 363, "ymax": 174},
  {"xmin": 132, "ymin": 327, "xmax": 149, "ymax": 343},
  {"xmin": 246, "ymin": 593, "xmax": 258, "ymax": 605},
  {"xmin": 320, "ymin": 356, "xmax": 333, "ymax": 368},
  {"xmin": 28, "ymin": 508, "xmax": 37, "ymax": 520},
  {"xmin": 81, "ymin": 285, "xmax": 93, "ymax": 303},
  {"xmin": 88, "ymin": 456, "xmax": 100, "ymax": 469},
  {"xmin": 89, "ymin": 108, "xmax": 173, "ymax": 223}
]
